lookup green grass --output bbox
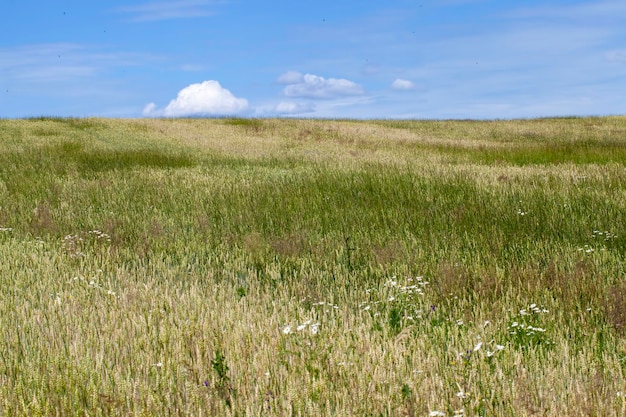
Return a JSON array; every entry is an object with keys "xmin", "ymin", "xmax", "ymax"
[{"xmin": 1, "ymin": 116, "xmax": 626, "ymax": 415}]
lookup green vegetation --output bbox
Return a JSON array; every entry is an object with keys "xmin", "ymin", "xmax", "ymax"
[{"xmin": 1, "ymin": 116, "xmax": 626, "ymax": 415}]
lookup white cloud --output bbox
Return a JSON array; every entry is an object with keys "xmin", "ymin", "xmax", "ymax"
[
  {"xmin": 117, "ymin": 0, "xmax": 219, "ymax": 22},
  {"xmin": 276, "ymin": 71, "xmax": 304, "ymax": 85},
  {"xmin": 391, "ymin": 79, "xmax": 416, "ymax": 91},
  {"xmin": 143, "ymin": 80, "xmax": 248, "ymax": 117},
  {"xmin": 275, "ymin": 101, "xmax": 315, "ymax": 114},
  {"xmin": 143, "ymin": 102, "xmax": 157, "ymax": 115},
  {"xmin": 283, "ymin": 73, "xmax": 364, "ymax": 99}
]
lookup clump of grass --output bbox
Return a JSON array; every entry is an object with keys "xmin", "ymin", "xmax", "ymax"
[{"xmin": 222, "ymin": 117, "xmax": 265, "ymax": 132}]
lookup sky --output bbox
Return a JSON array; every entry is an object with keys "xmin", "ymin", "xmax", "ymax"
[{"xmin": 1, "ymin": 0, "xmax": 625, "ymax": 119}]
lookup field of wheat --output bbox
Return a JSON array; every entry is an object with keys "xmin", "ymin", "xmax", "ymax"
[{"xmin": 1, "ymin": 116, "xmax": 626, "ymax": 416}]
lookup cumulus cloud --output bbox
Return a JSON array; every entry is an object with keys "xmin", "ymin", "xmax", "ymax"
[
  {"xmin": 276, "ymin": 71, "xmax": 304, "ymax": 85},
  {"xmin": 391, "ymin": 79, "xmax": 416, "ymax": 91},
  {"xmin": 143, "ymin": 80, "xmax": 248, "ymax": 117},
  {"xmin": 282, "ymin": 73, "xmax": 364, "ymax": 99},
  {"xmin": 274, "ymin": 101, "xmax": 315, "ymax": 114}
]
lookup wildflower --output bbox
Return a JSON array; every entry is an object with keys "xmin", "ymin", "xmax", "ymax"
[
  {"xmin": 456, "ymin": 390, "xmax": 469, "ymax": 399},
  {"xmin": 483, "ymin": 320, "xmax": 490, "ymax": 327},
  {"xmin": 456, "ymin": 319, "xmax": 463, "ymax": 326},
  {"xmin": 282, "ymin": 325, "xmax": 292, "ymax": 335},
  {"xmin": 495, "ymin": 344, "xmax": 505, "ymax": 351},
  {"xmin": 297, "ymin": 324, "xmax": 306, "ymax": 331},
  {"xmin": 203, "ymin": 380, "xmax": 209, "ymax": 387},
  {"xmin": 473, "ymin": 342, "xmax": 483, "ymax": 352},
  {"xmin": 310, "ymin": 323, "xmax": 320, "ymax": 335},
  {"xmin": 387, "ymin": 278, "xmax": 398, "ymax": 287},
  {"xmin": 153, "ymin": 362, "xmax": 163, "ymax": 368},
  {"xmin": 429, "ymin": 411, "xmax": 446, "ymax": 417},
  {"xmin": 578, "ymin": 245, "xmax": 594, "ymax": 253},
  {"xmin": 0, "ymin": 227, "xmax": 13, "ymax": 232}
]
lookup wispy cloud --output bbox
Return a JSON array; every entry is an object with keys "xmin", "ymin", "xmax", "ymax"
[
  {"xmin": 391, "ymin": 79, "xmax": 416, "ymax": 91},
  {"xmin": 606, "ymin": 50, "xmax": 626, "ymax": 62},
  {"xmin": 0, "ymin": 43, "xmax": 155, "ymax": 84},
  {"xmin": 274, "ymin": 101, "xmax": 315, "ymax": 115},
  {"xmin": 116, "ymin": 0, "xmax": 223, "ymax": 22},
  {"xmin": 282, "ymin": 73, "xmax": 364, "ymax": 99},
  {"xmin": 500, "ymin": 0, "xmax": 626, "ymax": 20},
  {"xmin": 180, "ymin": 64, "xmax": 206, "ymax": 72},
  {"xmin": 0, "ymin": 44, "xmax": 90, "ymax": 82},
  {"xmin": 276, "ymin": 71, "xmax": 304, "ymax": 85}
]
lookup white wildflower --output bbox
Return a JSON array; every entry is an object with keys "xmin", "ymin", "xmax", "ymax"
[
  {"xmin": 473, "ymin": 342, "xmax": 483, "ymax": 352},
  {"xmin": 282, "ymin": 325, "xmax": 292, "ymax": 335},
  {"xmin": 429, "ymin": 411, "xmax": 446, "ymax": 417}
]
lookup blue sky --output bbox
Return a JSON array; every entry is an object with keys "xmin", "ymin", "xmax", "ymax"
[{"xmin": 1, "ymin": 0, "xmax": 625, "ymax": 119}]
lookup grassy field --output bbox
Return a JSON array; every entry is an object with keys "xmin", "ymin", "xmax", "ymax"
[{"xmin": 1, "ymin": 116, "xmax": 626, "ymax": 416}]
